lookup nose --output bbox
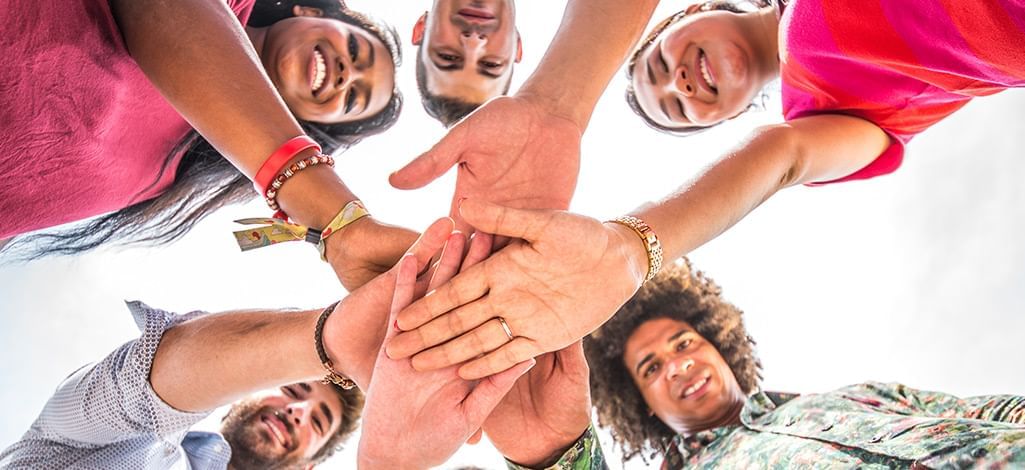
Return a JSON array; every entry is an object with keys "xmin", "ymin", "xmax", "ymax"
[
  {"xmin": 673, "ymin": 65, "xmax": 696, "ymax": 97},
  {"xmin": 666, "ymin": 357, "xmax": 695, "ymax": 381},
  {"xmin": 460, "ymin": 31, "xmax": 487, "ymax": 54},
  {"xmin": 285, "ymin": 403, "xmax": 312, "ymax": 427}
]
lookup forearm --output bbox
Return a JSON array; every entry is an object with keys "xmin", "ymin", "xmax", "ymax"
[
  {"xmin": 636, "ymin": 125, "xmax": 801, "ymax": 261},
  {"xmin": 109, "ymin": 0, "xmax": 357, "ymax": 230},
  {"xmin": 150, "ymin": 308, "xmax": 325, "ymax": 412},
  {"xmin": 518, "ymin": 0, "xmax": 659, "ymax": 128}
]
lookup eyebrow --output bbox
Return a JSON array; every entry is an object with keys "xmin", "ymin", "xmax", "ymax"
[
  {"xmin": 634, "ymin": 329, "xmax": 691, "ymax": 375},
  {"xmin": 320, "ymin": 402, "xmax": 334, "ymax": 430}
]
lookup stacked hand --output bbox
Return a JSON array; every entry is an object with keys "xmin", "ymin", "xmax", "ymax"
[
  {"xmin": 385, "ymin": 199, "xmax": 649, "ymax": 380},
  {"xmin": 358, "ymin": 225, "xmax": 535, "ymax": 469},
  {"xmin": 390, "ymin": 96, "xmax": 583, "ymax": 232},
  {"xmin": 484, "ymin": 343, "xmax": 593, "ymax": 468},
  {"xmin": 325, "ymin": 216, "xmax": 421, "ymax": 292}
]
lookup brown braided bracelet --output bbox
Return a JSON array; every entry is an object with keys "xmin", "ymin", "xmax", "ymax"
[{"xmin": 314, "ymin": 301, "xmax": 356, "ymax": 390}]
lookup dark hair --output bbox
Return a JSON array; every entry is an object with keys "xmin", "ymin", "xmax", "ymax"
[
  {"xmin": 583, "ymin": 259, "xmax": 762, "ymax": 463},
  {"xmin": 414, "ymin": 43, "xmax": 513, "ymax": 127},
  {"xmin": 310, "ymin": 384, "xmax": 365, "ymax": 464},
  {"xmin": 1, "ymin": 0, "xmax": 402, "ymax": 260},
  {"xmin": 625, "ymin": 1, "xmax": 766, "ymax": 137}
]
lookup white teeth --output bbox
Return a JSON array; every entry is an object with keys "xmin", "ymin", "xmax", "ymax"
[
  {"xmin": 699, "ymin": 54, "xmax": 716, "ymax": 90},
  {"xmin": 265, "ymin": 415, "xmax": 287, "ymax": 446},
  {"xmin": 312, "ymin": 48, "xmax": 327, "ymax": 93},
  {"xmin": 683, "ymin": 376, "xmax": 709, "ymax": 398}
]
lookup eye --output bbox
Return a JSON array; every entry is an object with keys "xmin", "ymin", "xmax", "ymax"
[
  {"xmin": 676, "ymin": 339, "xmax": 692, "ymax": 352},
  {"xmin": 282, "ymin": 385, "xmax": 298, "ymax": 399},
  {"xmin": 643, "ymin": 362, "xmax": 660, "ymax": 378},
  {"xmin": 481, "ymin": 60, "xmax": 502, "ymax": 69},
  {"xmin": 312, "ymin": 416, "xmax": 324, "ymax": 436},
  {"xmin": 439, "ymin": 53, "xmax": 460, "ymax": 62},
  {"xmin": 348, "ymin": 34, "xmax": 360, "ymax": 63},
  {"xmin": 344, "ymin": 89, "xmax": 358, "ymax": 113}
]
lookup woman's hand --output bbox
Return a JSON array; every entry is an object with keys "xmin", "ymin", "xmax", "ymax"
[
  {"xmin": 389, "ymin": 96, "xmax": 583, "ymax": 232},
  {"xmin": 323, "ymin": 216, "xmax": 420, "ymax": 291},
  {"xmin": 385, "ymin": 199, "xmax": 650, "ymax": 380},
  {"xmin": 357, "ymin": 236, "xmax": 533, "ymax": 470}
]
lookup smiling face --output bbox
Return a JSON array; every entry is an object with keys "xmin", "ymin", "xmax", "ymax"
[
  {"xmin": 256, "ymin": 8, "xmax": 396, "ymax": 124},
  {"xmin": 623, "ymin": 318, "xmax": 746, "ymax": 435},
  {"xmin": 413, "ymin": 0, "xmax": 521, "ymax": 104},
  {"xmin": 630, "ymin": 7, "xmax": 773, "ymax": 130},
  {"xmin": 221, "ymin": 381, "xmax": 346, "ymax": 469}
]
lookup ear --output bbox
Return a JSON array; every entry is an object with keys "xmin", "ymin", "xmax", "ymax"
[
  {"xmin": 684, "ymin": 3, "xmax": 704, "ymax": 15},
  {"xmin": 412, "ymin": 12, "xmax": 427, "ymax": 46},
  {"xmin": 514, "ymin": 33, "xmax": 523, "ymax": 63},
  {"xmin": 302, "ymin": 464, "xmax": 314, "ymax": 470},
  {"xmin": 292, "ymin": 5, "xmax": 325, "ymax": 18}
]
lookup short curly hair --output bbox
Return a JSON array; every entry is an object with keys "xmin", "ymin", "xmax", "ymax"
[{"xmin": 583, "ymin": 258, "xmax": 761, "ymax": 463}]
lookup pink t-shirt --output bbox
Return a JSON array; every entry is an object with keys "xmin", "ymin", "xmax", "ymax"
[
  {"xmin": 779, "ymin": 0, "xmax": 1025, "ymax": 184},
  {"xmin": 0, "ymin": 0, "xmax": 255, "ymax": 239}
]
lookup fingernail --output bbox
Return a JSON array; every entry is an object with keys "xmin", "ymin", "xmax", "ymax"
[
  {"xmin": 457, "ymin": 197, "xmax": 468, "ymax": 211},
  {"xmin": 393, "ymin": 319, "xmax": 401, "ymax": 331},
  {"xmin": 526, "ymin": 358, "xmax": 537, "ymax": 371}
]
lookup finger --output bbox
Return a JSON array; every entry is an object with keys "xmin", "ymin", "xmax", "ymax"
[
  {"xmin": 383, "ymin": 254, "xmax": 419, "ymax": 344},
  {"xmin": 461, "ymin": 232, "xmax": 493, "ymax": 273},
  {"xmin": 409, "ymin": 317, "xmax": 514, "ymax": 371},
  {"xmin": 393, "ymin": 261, "xmax": 490, "ymax": 333},
  {"xmin": 389, "ymin": 300, "xmax": 496, "ymax": 360},
  {"xmin": 458, "ymin": 337, "xmax": 539, "ymax": 381},
  {"xmin": 459, "ymin": 199, "xmax": 555, "ymax": 243},
  {"xmin": 465, "ymin": 428, "xmax": 483, "ymax": 445},
  {"xmin": 461, "ymin": 358, "xmax": 536, "ymax": 426},
  {"xmin": 427, "ymin": 231, "xmax": 466, "ymax": 292},
  {"xmin": 557, "ymin": 340, "xmax": 589, "ymax": 375},
  {"xmin": 406, "ymin": 218, "xmax": 455, "ymax": 269},
  {"xmin": 389, "ymin": 126, "xmax": 466, "ymax": 190}
]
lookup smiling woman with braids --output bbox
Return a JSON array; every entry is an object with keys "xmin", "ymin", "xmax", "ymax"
[{"xmin": 0, "ymin": 0, "xmax": 411, "ymax": 288}]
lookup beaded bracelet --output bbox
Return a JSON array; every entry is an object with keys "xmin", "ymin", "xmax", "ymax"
[
  {"xmin": 254, "ymin": 136, "xmax": 321, "ymax": 195},
  {"xmin": 264, "ymin": 153, "xmax": 335, "ymax": 220}
]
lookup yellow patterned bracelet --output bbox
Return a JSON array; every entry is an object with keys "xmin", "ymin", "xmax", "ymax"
[
  {"xmin": 232, "ymin": 200, "xmax": 369, "ymax": 261},
  {"xmin": 317, "ymin": 200, "xmax": 369, "ymax": 261}
]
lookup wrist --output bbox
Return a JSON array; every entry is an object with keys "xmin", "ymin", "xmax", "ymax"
[
  {"xmin": 603, "ymin": 221, "xmax": 649, "ymax": 288},
  {"xmin": 513, "ymin": 90, "xmax": 588, "ymax": 132}
]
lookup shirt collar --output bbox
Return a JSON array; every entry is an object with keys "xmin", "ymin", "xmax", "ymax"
[{"xmin": 669, "ymin": 390, "xmax": 801, "ymax": 461}]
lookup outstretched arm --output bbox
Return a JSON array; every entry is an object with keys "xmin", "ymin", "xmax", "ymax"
[
  {"xmin": 640, "ymin": 114, "xmax": 888, "ymax": 260},
  {"xmin": 108, "ymin": 0, "xmax": 415, "ymax": 290},
  {"xmin": 385, "ymin": 114, "xmax": 890, "ymax": 379}
]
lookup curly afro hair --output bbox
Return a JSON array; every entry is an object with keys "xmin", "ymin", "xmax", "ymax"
[{"xmin": 583, "ymin": 258, "xmax": 761, "ymax": 463}]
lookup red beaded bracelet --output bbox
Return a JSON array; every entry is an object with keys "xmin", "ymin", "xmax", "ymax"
[
  {"xmin": 254, "ymin": 136, "xmax": 321, "ymax": 195},
  {"xmin": 264, "ymin": 153, "xmax": 335, "ymax": 220}
]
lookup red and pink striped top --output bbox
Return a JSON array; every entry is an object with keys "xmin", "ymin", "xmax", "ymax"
[{"xmin": 779, "ymin": 0, "xmax": 1025, "ymax": 184}]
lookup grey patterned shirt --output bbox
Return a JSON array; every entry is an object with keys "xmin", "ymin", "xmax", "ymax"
[{"xmin": 0, "ymin": 301, "xmax": 231, "ymax": 469}]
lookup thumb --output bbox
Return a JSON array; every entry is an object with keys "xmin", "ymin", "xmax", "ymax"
[
  {"xmin": 459, "ymin": 199, "xmax": 557, "ymax": 243},
  {"xmin": 461, "ymin": 358, "xmax": 536, "ymax": 425},
  {"xmin": 390, "ymin": 127, "xmax": 465, "ymax": 190}
]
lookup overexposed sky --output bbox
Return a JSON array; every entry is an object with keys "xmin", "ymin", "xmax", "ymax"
[{"xmin": 2, "ymin": 1, "xmax": 1024, "ymax": 468}]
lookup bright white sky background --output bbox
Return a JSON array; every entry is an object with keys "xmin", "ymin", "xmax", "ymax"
[{"xmin": 1, "ymin": 1, "xmax": 1024, "ymax": 468}]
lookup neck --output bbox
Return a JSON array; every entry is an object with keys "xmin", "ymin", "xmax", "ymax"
[
  {"xmin": 245, "ymin": 25, "xmax": 267, "ymax": 58},
  {"xmin": 678, "ymin": 397, "xmax": 745, "ymax": 436},
  {"xmin": 741, "ymin": 6, "xmax": 781, "ymax": 90}
]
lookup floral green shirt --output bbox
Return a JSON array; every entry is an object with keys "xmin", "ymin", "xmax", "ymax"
[
  {"xmin": 548, "ymin": 382, "xmax": 1025, "ymax": 469},
  {"xmin": 505, "ymin": 425, "xmax": 607, "ymax": 470}
]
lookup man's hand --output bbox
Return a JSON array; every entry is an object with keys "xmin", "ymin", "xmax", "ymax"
[
  {"xmin": 389, "ymin": 96, "xmax": 582, "ymax": 232},
  {"xmin": 385, "ymin": 199, "xmax": 649, "ymax": 380},
  {"xmin": 484, "ymin": 343, "xmax": 592, "ymax": 468},
  {"xmin": 322, "ymin": 218, "xmax": 459, "ymax": 389},
  {"xmin": 358, "ymin": 247, "xmax": 534, "ymax": 470}
]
